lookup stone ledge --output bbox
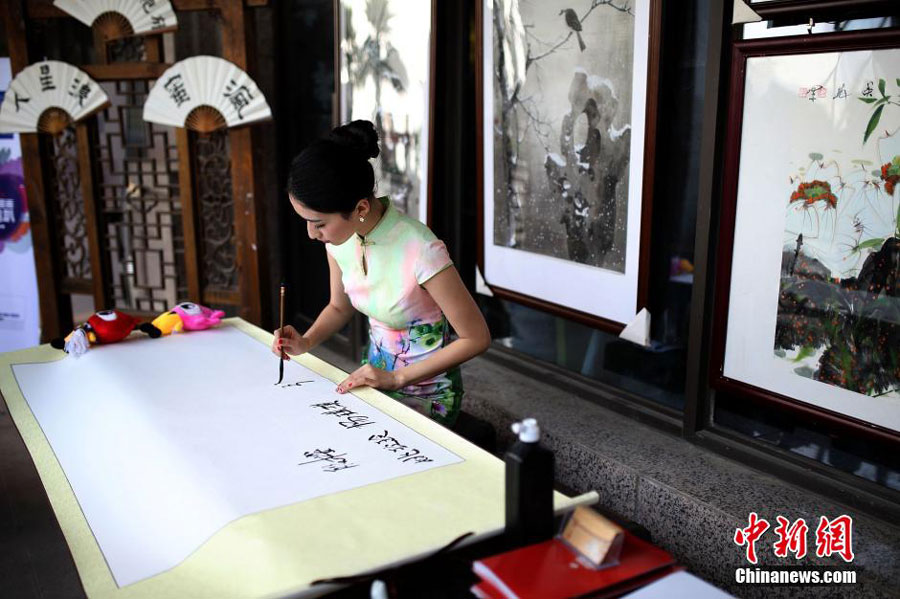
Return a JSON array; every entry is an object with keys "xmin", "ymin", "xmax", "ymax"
[
  {"xmin": 311, "ymin": 344, "xmax": 899, "ymax": 598},
  {"xmin": 458, "ymin": 351, "xmax": 900, "ymax": 599}
]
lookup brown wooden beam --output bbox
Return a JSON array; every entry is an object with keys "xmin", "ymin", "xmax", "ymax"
[
  {"xmin": 202, "ymin": 288, "xmax": 242, "ymax": 307},
  {"xmin": 173, "ymin": 0, "xmax": 221, "ymax": 10},
  {"xmin": 75, "ymin": 121, "xmax": 111, "ymax": 311},
  {"xmin": 220, "ymin": 1, "xmax": 267, "ymax": 326},
  {"xmin": 220, "ymin": 1, "xmax": 249, "ymax": 69},
  {"xmin": 4, "ymin": 1, "xmax": 72, "ymax": 342},
  {"xmin": 176, "ymin": 129, "xmax": 203, "ymax": 303},
  {"xmin": 144, "ymin": 36, "xmax": 162, "ymax": 63},
  {"xmin": 60, "ymin": 278, "xmax": 93, "ymax": 296},
  {"xmin": 24, "ymin": 2, "xmax": 67, "ymax": 19},
  {"xmin": 81, "ymin": 62, "xmax": 173, "ymax": 80}
]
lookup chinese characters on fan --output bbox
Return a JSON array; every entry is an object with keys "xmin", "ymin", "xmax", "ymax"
[
  {"xmin": 164, "ymin": 74, "xmax": 190, "ymax": 108},
  {"xmin": 161, "ymin": 73, "xmax": 256, "ymax": 120},
  {"xmin": 38, "ymin": 64, "xmax": 54, "ymax": 92}
]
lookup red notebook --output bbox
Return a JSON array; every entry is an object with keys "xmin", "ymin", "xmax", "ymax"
[{"xmin": 472, "ymin": 533, "xmax": 676, "ymax": 599}]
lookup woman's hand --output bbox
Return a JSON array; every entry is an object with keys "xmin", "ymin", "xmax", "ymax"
[
  {"xmin": 272, "ymin": 325, "xmax": 311, "ymax": 359},
  {"xmin": 336, "ymin": 364, "xmax": 402, "ymax": 394}
]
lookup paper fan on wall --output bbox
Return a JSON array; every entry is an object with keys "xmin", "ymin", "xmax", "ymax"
[
  {"xmin": 54, "ymin": 0, "xmax": 178, "ymax": 41},
  {"xmin": 0, "ymin": 61, "xmax": 110, "ymax": 135},
  {"xmin": 143, "ymin": 56, "xmax": 272, "ymax": 133}
]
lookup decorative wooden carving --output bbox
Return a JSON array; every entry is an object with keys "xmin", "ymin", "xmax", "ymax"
[
  {"xmin": 193, "ymin": 128, "xmax": 237, "ymax": 291},
  {"xmin": 47, "ymin": 125, "xmax": 92, "ymax": 286},
  {"xmin": 2, "ymin": 0, "xmax": 270, "ymax": 340},
  {"xmin": 95, "ymin": 80, "xmax": 186, "ymax": 314}
]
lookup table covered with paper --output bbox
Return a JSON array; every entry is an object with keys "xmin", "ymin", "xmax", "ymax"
[{"xmin": 0, "ymin": 318, "xmax": 593, "ymax": 598}]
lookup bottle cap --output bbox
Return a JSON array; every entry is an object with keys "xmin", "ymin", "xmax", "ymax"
[{"xmin": 511, "ymin": 418, "xmax": 540, "ymax": 442}]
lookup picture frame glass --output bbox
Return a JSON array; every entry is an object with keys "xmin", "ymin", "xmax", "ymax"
[
  {"xmin": 338, "ymin": 0, "xmax": 432, "ymax": 223},
  {"xmin": 723, "ymin": 46, "xmax": 900, "ymax": 432},
  {"xmin": 481, "ymin": 0, "xmax": 652, "ymax": 325}
]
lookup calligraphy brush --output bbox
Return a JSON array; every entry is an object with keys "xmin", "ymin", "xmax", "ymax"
[{"xmin": 276, "ymin": 280, "xmax": 286, "ymax": 384}]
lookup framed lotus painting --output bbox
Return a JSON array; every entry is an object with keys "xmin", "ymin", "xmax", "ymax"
[
  {"xmin": 476, "ymin": 0, "xmax": 661, "ymax": 332},
  {"xmin": 713, "ymin": 30, "xmax": 900, "ymax": 438}
]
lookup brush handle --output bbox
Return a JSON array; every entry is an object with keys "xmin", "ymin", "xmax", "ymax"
[{"xmin": 278, "ymin": 284, "xmax": 286, "ymax": 358}]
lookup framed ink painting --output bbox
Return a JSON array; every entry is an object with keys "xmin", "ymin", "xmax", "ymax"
[
  {"xmin": 476, "ymin": 0, "xmax": 661, "ymax": 332},
  {"xmin": 335, "ymin": 0, "xmax": 435, "ymax": 224},
  {"xmin": 713, "ymin": 30, "xmax": 900, "ymax": 438}
]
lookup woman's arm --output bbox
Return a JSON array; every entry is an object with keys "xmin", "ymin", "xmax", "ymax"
[
  {"xmin": 273, "ymin": 252, "xmax": 356, "ymax": 356},
  {"xmin": 336, "ymin": 266, "xmax": 490, "ymax": 392}
]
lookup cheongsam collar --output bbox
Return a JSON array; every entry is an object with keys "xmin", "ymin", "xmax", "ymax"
[{"xmin": 357, "ymin": 196, "xmax": 396, "ymax": 246}]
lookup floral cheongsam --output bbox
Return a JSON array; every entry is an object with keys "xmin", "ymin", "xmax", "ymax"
[{"xmin": 325, "ymin": 197, "xmax": 463, "ymax": 426}]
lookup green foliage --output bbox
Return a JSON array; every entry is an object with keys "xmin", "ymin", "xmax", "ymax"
[
  {"xmin": 857, "ymin": 238, "xmax": 885, "ymax": 250},
  {"xmin": 860, "ymin": 77, "xmax": 899, "ymax": 143},
  {"xmin": 792, "ymin": 345, "xmax": 817, "ymax": 363},
  {"xmin": 864, "ymin": 104, "xmax": 885, "ymax": 143}
]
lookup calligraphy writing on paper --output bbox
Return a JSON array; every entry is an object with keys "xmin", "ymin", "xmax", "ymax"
[
  {"xmin": 280, "ymin": 380, "xmax": 314, "ymax": 388},
  {"xmin": 310, "ymin": 400, "xmax": 375, "ymax": 429},
  {"xmin": 368, "ymin": 430, "xmax": 434, "ymax": 465},
  {"xmin": 298, "ymin": 447, "xmax": 359, "ymax": 473}
]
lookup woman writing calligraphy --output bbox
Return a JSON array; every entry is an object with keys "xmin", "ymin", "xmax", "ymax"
[{"xmin": 272, "ymin": 120, "xmax": 491, "ymax": 427}]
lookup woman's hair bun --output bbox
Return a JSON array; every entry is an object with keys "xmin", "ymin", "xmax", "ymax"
[{"xmin": 329, "ymin": 119, "xmax": 380, "ymax": 160}]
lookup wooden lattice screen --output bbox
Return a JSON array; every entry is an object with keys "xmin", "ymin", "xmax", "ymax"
[{"xmin": 2, "ymin": 0, "xmax": 269, "ymax": 342}]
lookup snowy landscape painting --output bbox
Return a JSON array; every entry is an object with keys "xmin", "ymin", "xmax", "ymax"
[{"xmin": 491, "ymin": 0, "xmax": 635, "ymax": 272}]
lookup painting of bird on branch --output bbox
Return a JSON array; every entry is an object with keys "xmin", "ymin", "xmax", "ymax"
[{"xmin": 491, "ymin": 0, "xmax": 636, "ymax": 272}]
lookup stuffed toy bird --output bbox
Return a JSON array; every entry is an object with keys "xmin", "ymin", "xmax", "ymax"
[
  {"xmin": 151, "ymin": 302, "xmax": 225, "ymax": 335},
  {"xmin": 51, "ymin": 310, "xmax": 161, "ymax": 357}
]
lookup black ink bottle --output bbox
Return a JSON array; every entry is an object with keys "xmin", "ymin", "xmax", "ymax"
[{"xmin": 504, "ymin": 418, "xmax": 554, "ymax": 547}]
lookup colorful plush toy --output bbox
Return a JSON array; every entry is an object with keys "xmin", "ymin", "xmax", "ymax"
[
  {"xmin": 50, "ymin": 310, "xmax": 161, "ymax": 357},
  {"xmin": 151, "ymin": 302, "xmax": 225, "ymax": 335}
]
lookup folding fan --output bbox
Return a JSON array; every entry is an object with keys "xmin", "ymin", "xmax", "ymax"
[
  {"xmin": 143, "ymin": 56, "xmax": 272, "ymax": 133},
  {"xmin": 0, "ymin": 61, "xmax": 110, "ymax": 134},
  {"xmin": 53, "ymin": 0, "xmax": 178, "ymax": 40}
]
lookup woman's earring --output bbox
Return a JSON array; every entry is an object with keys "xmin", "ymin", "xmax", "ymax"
[{"xmin": 359, "ymin": 216, "xmax": 365, "ymax": 223}]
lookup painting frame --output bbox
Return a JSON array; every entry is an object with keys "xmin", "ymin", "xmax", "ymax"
[
  {"xmin": 711, "ymin": 29, "xmax": 900, "ymax": 444},
  {"xmin": 333, "ymin": 0, "xmax": 437, "ymax": 226},
  {"xmin": 475, "ymin": 0, "xmax": 661, "ymax": 334},
  {"xmin": 746, "ymin": 0, "xmax": 898, "ymax": 22}
]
